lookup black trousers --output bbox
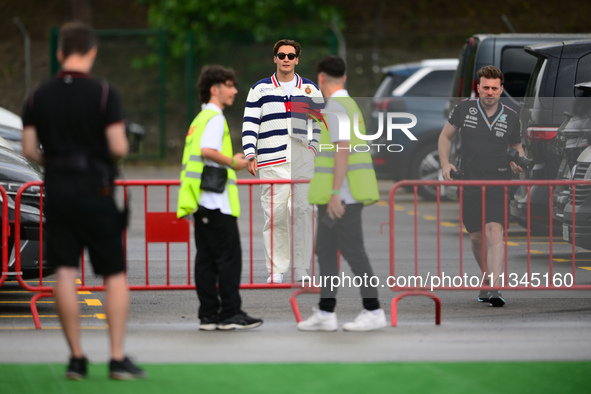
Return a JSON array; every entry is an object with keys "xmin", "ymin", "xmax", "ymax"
[
  {"xmin": 316, "ymin": 204, "xmax": 380, "ymax": 313},
  {"xmin": 193, "ymin": 207, "xmax": 242, "ymax": 320}
]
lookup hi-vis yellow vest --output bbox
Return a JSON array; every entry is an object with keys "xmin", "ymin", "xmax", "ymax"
[
  {"xmin": 177, "ymin": 109, "xmax": 240, "ymax": 218},
  {"xmin": 308, "ymin": 96, "xmax": 379, "ymax": 205}
]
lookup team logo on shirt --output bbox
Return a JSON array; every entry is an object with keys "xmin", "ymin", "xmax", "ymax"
[
  {"xmin": 469, "ymin": 107, "xmax": 478, "ymax": 115},
  {"xmin": 305, "ymin": 86, "xmax": 311, "ymax": 94},
  {"xmin": 500, "ymin": 114, "xmax": 507, "ymax": 122}
]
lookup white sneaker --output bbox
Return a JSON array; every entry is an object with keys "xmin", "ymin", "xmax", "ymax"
[
  {"xmin": 266, "ymin": 273, "xmax": 283, "ymax": 284},
  {"xmin": 293, "ymin": 267, "xmax": 309, "ymax": 282},
  {"xmin": 342, "ymin": 309, "xmax": 387, "ymax": 332},
  {"xmin": 297, "ymin": 308, "xmax": 338, "ymax": 332}
]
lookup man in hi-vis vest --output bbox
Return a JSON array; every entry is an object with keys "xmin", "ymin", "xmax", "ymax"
[
  {"xmin": 298, "ymin": 56, "xmax": 387, "ymax": 332},
  {"xmin": 177, "ymin": 66, "xmax": 262, "ymax": 331}
]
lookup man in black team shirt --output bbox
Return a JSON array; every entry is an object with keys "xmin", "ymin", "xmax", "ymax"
[
  {"xmin": 22, "ymin": 22, "xmax": 146, "ymax": 380},
  {"xmin": 438, "ymin": 66, "xmax": 526, "ymax": 307}
]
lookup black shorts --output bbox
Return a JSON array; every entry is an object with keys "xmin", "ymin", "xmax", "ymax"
[
  {"xmin": 461, "ymin": 185, "xmax": 509, "ymax": 234},
  {"xmin": 45, "ymin": 195, "xmax": 125, "ymax": 276}
]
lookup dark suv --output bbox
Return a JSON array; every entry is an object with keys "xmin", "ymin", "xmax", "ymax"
[
  {"xmin": 444, "ymin": 33, "xmax": 591, "ymax": 201},
  {"xmin": 448, "ymin": 34, "xmax": 591, "ymax": 111},
  {"xmin": 370, "ymin": 59, "xmax": 458, "ymax": 200},
  {"xmin": 511, "ymin": 39, "xmax": 591, "ymax": 233}
]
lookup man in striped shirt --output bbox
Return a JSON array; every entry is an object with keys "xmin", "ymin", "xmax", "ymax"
[{"xmin": 242, "ymin": 39, "xmax": 324, "ymax": 284}]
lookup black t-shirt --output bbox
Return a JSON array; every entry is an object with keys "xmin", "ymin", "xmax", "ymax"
[
  {"xmin": 22, "ymin": 71, "xmax": 123, "ymax": 195},
  {"xmin": 448, "ymin": 98, "xmax": 521, "ymax": 180}
]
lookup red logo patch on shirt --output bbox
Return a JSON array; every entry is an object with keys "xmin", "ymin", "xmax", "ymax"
[{"xmin": 305, "ymin": 86, "xmax": 311, "ymax": 94}]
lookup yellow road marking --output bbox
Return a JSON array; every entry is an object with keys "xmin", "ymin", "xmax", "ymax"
[
  {"xmin": 95, "ymin": 314, "xmax": 107, "ymax": 320},
  {"xmin": 4, "ymin": 280, "xmax": 55, "ymax": 283},
  {"xmin": 554, "ymin": 259, "xmax": 591, "ymax": 263},
  {"xmin": 77, "ymin": 291, "xmax": 92, "ymax": 295},
  {"xmin": 0, "ymin": 315, "xmax": 95, "ymax": 318},
  {"xmin": 506, "ymin": 241, "xmax": 569, "ymax": 245},
  {"xmin": 530, "ymin": 250, "xmax": 544, "ymax": 255},
  {"xmin": 441, "ymin": 222, "xmax": 457, "ymax": 228},
  {"xmin": 376, "ymin": 200, "xmax": 388, "ymax": 206},
  {"xmin": 394, "ymin": 205, "xmax": 406, "ymax": 211},
  {"xmin": 508, "ymin": 236, "xmax": 566, "ymax": 240},
  {"xmin": 84, "ymin": 299, "xmax": 102, "ymax": 306},
  {"xmin": 0, "ymin": 301, "xmax": 93, "ymax": 304},
  {"xmin": 506, "ymin": 241, "xmax": 519, "ymax": 246},
  {"xmin": 423, "ymin": 215, "xmax": 436, "ymax": 220},
  {"xmin": 580, "ymin": 267, "xmax": 591, "ymax": 271}
]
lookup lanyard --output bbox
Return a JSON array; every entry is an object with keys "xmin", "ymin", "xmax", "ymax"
[{"xmin": 476, "ymin": 99, "xmax": 504, "ymax": 130}]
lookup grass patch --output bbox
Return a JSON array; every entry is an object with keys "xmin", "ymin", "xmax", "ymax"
[{"xmin": 0, "ymin": 361, "xmax": 589, "ymax": 394}]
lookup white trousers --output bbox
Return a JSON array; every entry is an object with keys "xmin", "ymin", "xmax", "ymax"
[{"xmin": 259, "ymin": 143, "xmax": 315, "ymax": 274}]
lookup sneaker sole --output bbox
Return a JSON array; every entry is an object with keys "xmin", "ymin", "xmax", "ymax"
[
  {"xmin": 109, "ymin": 372, "xmax": 148, "ymax": 380},
  {"xmin": 65, "ymin": 372, "xmax": 86, "ymax": 380},
  {"xmin": 477, "ymin": 297, "xmax": 490, "ymax": 302},
  {"xmin": 296, "ymin": 324, "xmax": 338, "ymax": 332},
  {"xmin": 217, "ymin": 321, "xmax": 263, "ymax": 331},
  {"xmin": 342, "ymin": 323, "xmax": 387, "ymax": 332},
  {"xmin": 199, "ymin": 323, "xmax": 218, "ymax": 331}
]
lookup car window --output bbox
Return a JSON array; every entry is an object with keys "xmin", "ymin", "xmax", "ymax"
[
  {"xmin": 501, "ymin": 47, "xmax": 539, "ymax": 98},
  {"xmin": 404, "ymin": 70, "xmax": 455, "ymax": 97},
  {"xmin": 375, "ymin": 74, "xmax": 409, "ymax": 98},
  {"xmin": 575, "ymin": 53, "xmax": 591, "ymax": 85}
]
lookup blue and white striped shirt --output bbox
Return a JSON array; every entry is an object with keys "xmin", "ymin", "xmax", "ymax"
[{"xmin": 242, "ymin": 73, "xmax": 324, "ymax": 168}]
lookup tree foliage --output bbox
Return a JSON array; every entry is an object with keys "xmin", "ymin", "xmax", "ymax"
[{"xmin": 138, "ymin": 0, "xmax": 343, "ymax": 59}]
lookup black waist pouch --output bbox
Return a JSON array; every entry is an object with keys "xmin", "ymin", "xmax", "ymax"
[{"xmin": 200, "ymin": 166, "xmax": 227, "ymax": 193}]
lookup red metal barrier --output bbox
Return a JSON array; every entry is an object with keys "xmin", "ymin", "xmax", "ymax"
[
  {"xmin": 388, "ymin": 179, "xmax": 591, "ymax": 326},
  {"xmin": 0, "ymin": 186, "xmax": 10, "ymax": 288},
  {"xmin": 12, "ymin": 178, "xmax": 315, "ymax": 328}
]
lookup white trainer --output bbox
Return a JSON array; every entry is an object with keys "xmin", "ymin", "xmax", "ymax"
[
  {"xmin": 266, "ymin": 273, "xmax": 283, "ymax": 284},
  {"xmin": 342, "ymin": 309, "xmax": 387, "ymax": 332},
  {"xmin": 293, "ymin": 267, "xmax": 309, "ymax": 282},
  {"xmin": 297, "ymin": 308, "xmax": 338, "ymax": 332}
]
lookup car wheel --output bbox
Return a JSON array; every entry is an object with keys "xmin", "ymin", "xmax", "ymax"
[{"xmin": 410, "ymin": 141, "xmax": 446, "ymax": 201}]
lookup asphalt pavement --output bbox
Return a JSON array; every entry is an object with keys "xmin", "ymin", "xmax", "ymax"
[{"xmin": 1, "ymin": 165, "xmax": 590, "ymax": 364}]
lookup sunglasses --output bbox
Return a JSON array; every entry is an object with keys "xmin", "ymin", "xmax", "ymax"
[{"xmin": 276, "ymin": 52, "xmax": 297, "ymax": 60}]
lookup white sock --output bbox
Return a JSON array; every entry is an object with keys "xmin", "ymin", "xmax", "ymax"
[{"xmin": 320, "ymin": 310, "xmax": 334, "ymax": 317}]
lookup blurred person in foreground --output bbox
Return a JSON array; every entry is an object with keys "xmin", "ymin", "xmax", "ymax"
[
  {"xmin": 242, "ymin": 39, "xmax": 324, "ymax": 284},
  {"xmin": 22, "ymin": 22, "xmax": 146, "ymax": 380},
  {"xmin": 297, "ymin": 56, "xmax": 387, "ymax": 332},
  {"xmin": 438, "ymin": 65, "xmax": 526, "ymax": 307},
  {"xmin": 177, "ymin": 66, "xmax": 263, "ymax": 331}
]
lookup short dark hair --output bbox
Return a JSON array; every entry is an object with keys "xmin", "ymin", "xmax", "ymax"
[
  {"xmin": 477, "ymin": 65, "xmax": 504, "ymax": 85},
  {"xmin": 317, "ymin": 56, "xmax": 346, "ymax": 78},
  {"xmin": 58, "ymin": 22, "xmax": 97, "ymax": 58},
  {"xmin": 273, "ymin": 39, "xmax": 301, "ymax": 57},
  {"xmin": 198, "ymin": 66, "xmax": 237, "ymax": 103}
]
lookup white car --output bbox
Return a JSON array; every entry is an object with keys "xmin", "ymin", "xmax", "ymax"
[{"xmin": 0, "ymin": 107, "xmax": 23, "ymax": 153}]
